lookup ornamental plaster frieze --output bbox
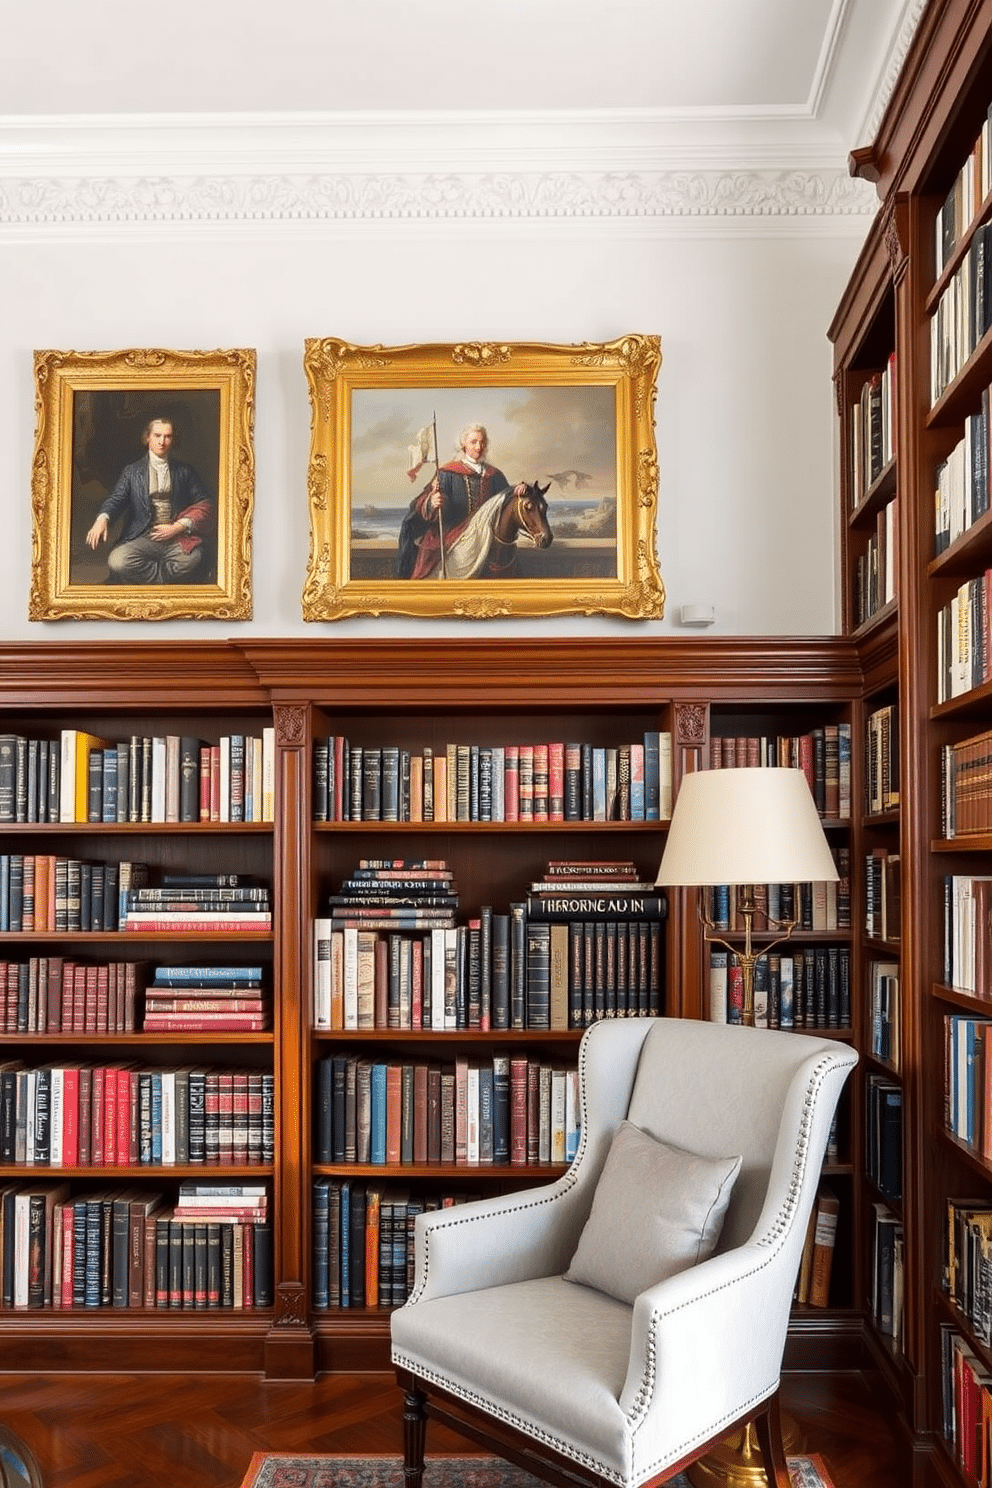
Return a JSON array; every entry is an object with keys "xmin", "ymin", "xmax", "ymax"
[{"xmin": 0, "ymin": 166, "xmax": 877, "ymax": 229}]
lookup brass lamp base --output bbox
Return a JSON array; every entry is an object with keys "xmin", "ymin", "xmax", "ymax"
[{"xmin": 686, "ymin": 1413, "xmax": 804, "ymax": 1488}]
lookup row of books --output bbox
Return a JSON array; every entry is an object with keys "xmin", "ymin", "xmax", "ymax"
[
  {"xmin": 869, "ymin": 959, "xmax": 900, "ymax": 1067},
  {"xmin": 945, "ymin": 1013, "xmax": 992, "ymax": 1159},
  {"xmin": 0, "ymin": 856, "xmax": 148, "ymax": 933},
  {"xmin": 946, "ymin": 1197, "xmax": 992, "ymax": 1349},
  {"xmin": 865, "ymin": 703, "xmax": 900, "ymax": 814},
  {"xmin": 941, "ymin": 729, "xmax": 992, "ymax": 837},
  {"xmin": 930, "ymin": 218, "xmax": 992, "ymax": 406},
  {"xmin": 315, "ymin": 1054, "xmax": 580, "ymax": 1169},
  {"xmin": 707, "ymin": 724, "xmax": 852, "ymax": 820},
  {"xmin": 315, "ymin": 859, "xmax": 664, "ymax": 1032},
  {"xmin": 0, "ymin": 1182, "xmax": 272, "ymax": 1311},
  {"xmin": 934, "ymin": 388, "xmax": 992, "ymax": 555},
  {"xmin": 312, "ymin": 734, "xmax": 674, "ymax": 823},
  {"xmin": 794, "ymin": 1183, "xmax": 840, "ymax": 1308},
  {"xmin": 848, "ymin": 358, "xmax": 896, "ymax": 510},
  {"xmin": 314, "ymin": 917, "xmax": 664, "ymax": 1032},
  {"xmin": 865, "ymin": 848, "xmax": 901, "ymax": 942},
  {"xmin": 934, "ymin": 104, "xmax": 992, "ymax": 277},
  {"xmin": 943, "ymin": 875, "xmax": 992, "ymax": 997},
  {"xmin": 871, "ymin": 1203, "xmax": 904, "ymax": 1347},
  {"xmin": 867, "ymin": 1072, "xmax": 902, "ymax": 1202},
  {"xmin": 313, "ymin": 1178, "xmax": 450, "ymax": 1309},
  {"xmin": 0, "ymin": 958, "xmax": 269, "ymax": 1037},
  {"xmin": 705, "ymin": 852, "xmax": 851, "ymax": 935},
  {"xmin": 936, "ymin": 572, "xmax": 992, "ymax": 705},
  {"xmin": 708, "ymin": 946, "xmax": 851, "ymax": 1031},
  {"xmin": 853, "ymin": 498, "xmax": 896, "ymax": 628},
  {"xmin": 0, "ymin": 728, "xmax": 276, "ymax": 825},
  {"xmin": 940, "ymin": 1325, "xmax": 992, "ymax": 1484},
  {"xmin": 0, "ymin": 1062, "xmax": 275, "ymax": 1167},
  {"xmin": 1, "ymin": 957, "xmax": 142, "ymax": 1034}
]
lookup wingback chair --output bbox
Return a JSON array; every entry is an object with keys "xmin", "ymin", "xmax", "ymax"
[{"xmin": 391, "ymin": 1017, "xmax": 857, "ymax": 1488}]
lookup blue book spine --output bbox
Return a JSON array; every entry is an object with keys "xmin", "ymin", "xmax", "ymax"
[
  {"xmin": 151, "ymin": 1073, "xmax": 163, "ymax": 1164},
  {"xmin": 312, "ymin": 1179, "xmax": 330, "ymax": 1309},
  {"xmin": 370, "ymin": 1065, "xmax": 387, "ymax": 1165},
  {"xmin": 339, "ymin": 1180, "xmax": 351, "ymax": 1308}
]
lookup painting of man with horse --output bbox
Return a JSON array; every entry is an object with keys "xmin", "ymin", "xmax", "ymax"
[
  {"xmin": 396, "ymin": 423, "xmax": 552, "ymax": 580},
  {"xmin": 301, "ymin": 334, "xmax": 665, "ymax": 620}
]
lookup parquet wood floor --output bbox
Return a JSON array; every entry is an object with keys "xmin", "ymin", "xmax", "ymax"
[{"xmin": 0, "ymin": 1370, "xmax": 909, "ymax": 1488}]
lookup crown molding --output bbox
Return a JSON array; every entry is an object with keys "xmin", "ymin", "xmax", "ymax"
[{"xmin": 0, "ymin": 110, "xmax": 878, "ymax": 233}]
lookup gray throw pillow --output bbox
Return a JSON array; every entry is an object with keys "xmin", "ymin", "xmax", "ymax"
[{"xmin": 564, "ymin": 1120, "xmax": 742, "ymax": 1304}]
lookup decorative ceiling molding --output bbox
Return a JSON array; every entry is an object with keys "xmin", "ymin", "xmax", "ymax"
[
  {"xmin": 0, "ymin": 165, "xmax": 877, "ymax": 232},
  {"xmin": 858, "ymin": 0, "xmax": 926, "ymax": 146}
]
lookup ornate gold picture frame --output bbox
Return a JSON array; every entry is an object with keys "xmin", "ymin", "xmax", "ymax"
[
  {"xmin": 29, "ymin": 347, "xmax": 255, "ymax": 621},
  {"xmin": 302, "ymin": 334, "xmax": 664, "ymax": 621}
]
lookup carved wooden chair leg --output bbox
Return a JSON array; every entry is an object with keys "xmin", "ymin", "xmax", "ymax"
[
  {"xmin": 402, "ymin": 1388, "xmax": 427, "ymax": 1488},
  {"xmin": 753, "ymin": 1391, "xmax": 791, "ymax": 1488}
]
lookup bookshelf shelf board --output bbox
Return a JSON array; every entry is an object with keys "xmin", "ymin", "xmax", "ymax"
[
  {"xmin": 312, "ymin": 1162, "xmax": 568, "ymax": 1181},
  {"xmin": 938, "ymin": 1126, "xmax": 992, "ymax": 1182},
  {"xmin": 936, "ymin": 1290, "xmax": 992, "ymax": 1374},
  {"xmin": 0, "ymin": 1163, "xmax": 275, "ymax": 1180},
  {"xmin": 932, "ymin": 835, "xmax": 992, "ymax": 853},
  {"xmin": 0, "ymin": 931, "xmax": 275, "ymax": 945},
  {"xmin": 863, "ymin": 1051, "xmax": 901, "ymax": 1079},
  {"xmin": 850, "ymin": 599, "xmax": 898, "ymax": 643},
  {"xmin": 863, "ymin": 936, "xmax": 901, "ymax": 955},
  {"xmin": 313, "ymin": 819, "xmax": 668, "ymax": 833},
  {"xmin": 0, "ymin": 1031, "xmax": 275, "ymax": 1047},
  {"xmin": 849, "ymin": 458, "xmax": 897, "ymax": 530},
  {"xmin": 928, "ymin": 506, "xmax": 992, "ymax": 579},
  {"xmin": 932, "ymin": 982, "xmax": 992, "ymax": 1012},
  {"xmin": 862, "ymin": 810, "xmax": 901, "ymax": 829},
  {"xmin": 0, "ymin": 821, "xmax": 274, "ymax": 835},
  {"xmin": 926, "ymin": 322, "xmax": 992, "ymax": 430},
  {"xmin": 312, "ymin": 1028, "xmax": 583, "ymax": 1046}
]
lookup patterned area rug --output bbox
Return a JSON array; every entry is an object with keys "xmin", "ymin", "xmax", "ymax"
[{"xmin": 239, "ymin": 1453, "xmax": 836, "ymax": 1488}]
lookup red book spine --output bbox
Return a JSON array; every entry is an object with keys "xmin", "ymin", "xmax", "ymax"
[
  {"xmin": 59, "ymin": 1203, "xmax": 74, "ymax": 1308},
  {"xmin": 103, "ymin": 1065, "xmax": 118, "ymax": 1166},
  {"xmin": 232, "ymin": 1073, "xmax": 249, "ymax": 1164},
  {"xmin": 90, "ymin": 1066, "xmax": 106, "ymax": 1166},
  {"xmin": 116, "ymin": 1068, "xmax": 132, "ymax": 1165},
  {"xmin": 199, "ymin": 745, "xmax": 212, "ymax": 821},
  {"xmin": 410, "ymin": 936, "xmax": 423, "ymax": 1031},
  {"xmin": 84, "ymin": 965, "xmax": 99, "ymax": 1034},
  {"xmin": 96, "ymin": 965, "xmax": 110, "ymax": 1034},
  {"xmin": 509, "ymin": 1057, "xmax": 528, "ymax": 1165},
  {"xmin": 209, "ymin": 745, "xmax": 222, "ymax": 821},
  {"xmin": 385, "ymin": 1064, "xmax": 403, "ymax": 1165},
  {"xmin": 548, "ymin": 741, "xmax": 565, "ymax": 821},
  {"xmin": 62, "ymin": 1066, "xmax": 79, "ymax": 1167},
  {"xmin": 72, "ymin": 965, "xmax": 87, "ymax": 1032},
  {"xmin": 242, "ymin": 1223, "xmax": 255, "ymax": 1308}
]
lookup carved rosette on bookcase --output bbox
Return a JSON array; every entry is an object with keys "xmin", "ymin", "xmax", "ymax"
[{"xmin": 839, "ymin": 1, "xmax": 992, "ymax": 1477}]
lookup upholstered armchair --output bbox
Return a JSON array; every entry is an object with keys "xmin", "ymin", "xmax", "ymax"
[{"xmin": 392, "ymin": 1017, "xmax": 857, "ymax": 1488}]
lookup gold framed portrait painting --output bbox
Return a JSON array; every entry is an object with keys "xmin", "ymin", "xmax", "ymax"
[
  {"xmin": 29, "ymin": 347, "xmax": 255, "ymax": 622},
  {"xmin": 302, "ymin": 334, "xmax": 664, "ymax": 621}
]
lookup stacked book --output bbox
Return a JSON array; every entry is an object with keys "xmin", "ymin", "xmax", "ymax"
[
  {"xmin": 524, "ymin": 859, "xmax": 666, "ymax": 1026},
  {"xmin": 142, "ymin": 963, "xmax": 269, "ymax": 1034},
  {"xmin": 121, "ymin": 874, "xmax": 272, "ymax": 934}
]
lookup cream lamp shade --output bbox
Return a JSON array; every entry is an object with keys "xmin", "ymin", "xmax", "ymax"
[{"xmin": 655, "ymin": 767, "xmax": 839, "ymax": 890}]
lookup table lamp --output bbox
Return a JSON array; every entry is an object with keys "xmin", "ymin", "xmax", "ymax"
[{"xmin": 655, "ymin": 766, "xmax": 839, "ymax": 1027}]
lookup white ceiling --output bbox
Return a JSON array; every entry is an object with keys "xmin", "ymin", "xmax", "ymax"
[
  {"xmin": 1, "ymin": 0, "xmax": 918, "ymax": 153},
  {"xmin": 0, "ymin": 0, "xmax": 924, "ymax": 232}
]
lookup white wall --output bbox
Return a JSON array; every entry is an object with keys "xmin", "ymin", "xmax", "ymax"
[{"xmin": 0, "ymin": 216, "xmax": 871, "ymax": 642}]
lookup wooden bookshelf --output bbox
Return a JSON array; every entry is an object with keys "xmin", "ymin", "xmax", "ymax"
[
  {"xmin": 0, "ymin": 637, "xmax": 864, "ymax": 1378},
  {"xmin": 834, "ymin": 1, "xmax": 992, "ymax": 1479}
]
